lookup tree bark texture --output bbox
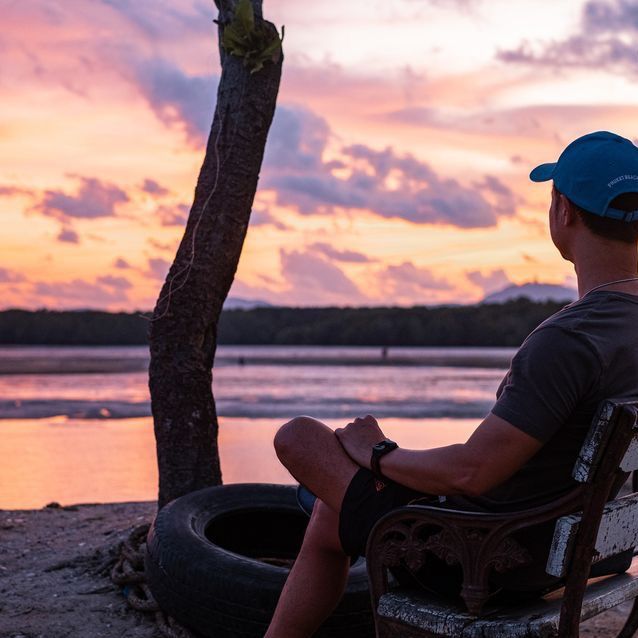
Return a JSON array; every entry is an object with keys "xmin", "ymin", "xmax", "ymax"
[{"xmin": 148, "ymin": 0, "xmax": 283, "ymax": 510}]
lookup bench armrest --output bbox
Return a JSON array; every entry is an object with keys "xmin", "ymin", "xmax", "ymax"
[{"xmin": 365, "ymin": 488, "xmax": 584, "ymax": 616}]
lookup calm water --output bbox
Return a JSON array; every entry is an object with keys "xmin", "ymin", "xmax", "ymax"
[
  {"xmin": 0, "ymin": 345, "xmax": 513, "ymax": 508},
  {"xmin": 0, "ymin": 345, "xmax": 513, "ymax": 420}
]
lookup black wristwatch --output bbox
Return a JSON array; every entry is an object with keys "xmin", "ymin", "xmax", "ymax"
[{"xmin": 371, "ymin": 438, "xmax": 398, "ymax": 481}]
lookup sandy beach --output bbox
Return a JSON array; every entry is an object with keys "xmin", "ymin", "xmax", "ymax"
[
  {"xmin": 0, "ymin": 499, "xmax": 634, "ymax": 638},
  {"xmin": 0, "ymin": 501, "xmax": 158, "ymax": 638}
]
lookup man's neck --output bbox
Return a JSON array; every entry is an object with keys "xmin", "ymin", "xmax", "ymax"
[{"xmin": 573, "ymin": 243, "xmax": 638, "ymax": 298}]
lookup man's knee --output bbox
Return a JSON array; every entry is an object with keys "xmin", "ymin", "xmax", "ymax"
[{"xmin": 273, "ymin": 415, "xmax": 316, "ymax": 465}]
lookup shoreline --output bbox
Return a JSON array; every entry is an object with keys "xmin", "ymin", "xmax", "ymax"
[{"xmin": 0, "ymin": 500, "xmax": 633, "ymax": 637}]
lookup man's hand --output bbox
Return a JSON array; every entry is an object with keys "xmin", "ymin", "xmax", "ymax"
[{"xmin": 335, "ymin": 414, "xmax": 385, "ymax": 469}]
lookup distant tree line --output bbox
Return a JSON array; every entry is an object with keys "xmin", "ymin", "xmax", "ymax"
[{"xmin": 0, "ymin": 299, "xmax": 566, "ymax": 346}]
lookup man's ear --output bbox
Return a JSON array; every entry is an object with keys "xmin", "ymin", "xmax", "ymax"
[{"xmin": 560, "ymin": 194, "xmax": 578, "ymax": 226}]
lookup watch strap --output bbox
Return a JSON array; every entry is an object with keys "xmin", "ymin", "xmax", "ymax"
[{"xmin": 371, "ymin": 439, "xmax": 398, "ymax": 481}]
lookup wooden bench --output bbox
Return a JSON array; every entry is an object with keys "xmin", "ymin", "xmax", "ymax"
[{"xmin": 365, "ymin": 398, "xmax": 638, "ymax": 637}]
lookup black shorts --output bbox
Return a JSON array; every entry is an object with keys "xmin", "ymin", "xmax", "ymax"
[
  {"xmin": 338, "ymin": 466, "xmax": 442, "ymax": 559},
  {"xmin": 338, "ymin": 467, "xmax": 468, "ymax": 598}
]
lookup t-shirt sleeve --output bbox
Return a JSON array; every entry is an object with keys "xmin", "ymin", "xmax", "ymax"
[{"xmin": 491, "ymin": 326, "xmax": 602, "ymax": 443}]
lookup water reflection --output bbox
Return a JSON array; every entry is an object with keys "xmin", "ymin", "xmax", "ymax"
[{"xmin": 0, "ymin": 416, "xmax": 479, "ymax": 509}]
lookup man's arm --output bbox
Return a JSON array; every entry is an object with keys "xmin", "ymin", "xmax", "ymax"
[
  {"xmin": 335, "ymin": 413, "xmax": 543, "ymax": 497},
  {"xmin": 380, "ymin": 413, "xmax": 543, "ymax": 496}
]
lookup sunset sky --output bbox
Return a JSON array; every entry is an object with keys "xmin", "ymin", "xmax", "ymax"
[{"xmin": 2, "ymin": 0, "xmax": 638, "ymax": 310}]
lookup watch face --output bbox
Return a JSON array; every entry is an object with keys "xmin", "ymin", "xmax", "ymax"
[{"xmin": 373, "ymin": 439, "xmax": 397, "ymax": 453}]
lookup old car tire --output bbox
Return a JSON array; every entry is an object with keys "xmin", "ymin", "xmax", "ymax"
[{"xmin": 144, "ymin": 483, "xmax": 373, "ymax": 637}]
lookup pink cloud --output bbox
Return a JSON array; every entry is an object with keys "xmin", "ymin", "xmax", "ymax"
[
  {"xmin": 57, "ymin": 227, "xmax": 79, "ymax": 243},
  {"xmin": 114, "ymin": 257, "xmax": 131, "ymax": 269},
  {"xmin": 379, "ymin": 261, "xmax": 453, "ymax": 293},
  {"xmin": 383, "ymin": 103, "xmax": 633, "ymax": 140},
  {"xmin": 0, "ymin": 185, "xmax": 32, "ymax": 197},
  {"xmin": 262, "ymin": 106, "xmax": 518, "ymax": 228},
  {"xmin": 309, "ymin": 242, "xmax": 373, "ymax": 263},
  {"xmin": 466, "ymin": 268, "xmax": 512, "ymax": 295},
  {"xmin": 141, "ymin": 178, "xmax": 170, "ymax": 197},
  {"xmin": 31, "ymin": 278, "xmax": 131, "ymax": 308},
  {"xmin": 33, "ymin": 177, "xmax": 129, "ymax": 221},
  {"xmin": 279, "ymin": 249, "xmax": 367, "ymax": 305},
  {"xmin": 96, "ymin": 275, "xmax": 133, "ymax": 290},
  {"xmin": 147, "ymin": 257, "xmax": 171, "ymax": 280},
  {"xmin": 0, "ymin": 268, "xmax": 26, "ymax": 284},
  {"xmin": 130, "ymin": 58, "xmax": 216, "ymax": 146},
  {"xmin": 157, "ymin": 203, "xmax": 189, "ymax": 226},
  {"xmin": 148, "ymin": 238, "xmax": 175, "ymax": 252},
  {"xmin": 250, "ymin": 208, "xmax": 290, "ymax": 230},
  {"xmin": 497, "ymin": 0, "xmax": 638, "ymax": 78}
]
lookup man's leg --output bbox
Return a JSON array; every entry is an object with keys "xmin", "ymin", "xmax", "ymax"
[
  {"xmin": 264, "ymin": 499, "xmax": 349, "ymax": 638},
  {"xmin": 264, "ymin": 416, "xmax": 360, "ymax": 638}
]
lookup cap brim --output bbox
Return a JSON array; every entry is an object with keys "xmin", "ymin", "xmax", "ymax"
[{"xmin": 529, "ymin": 162, "xmax": 556, "ymax": 182}]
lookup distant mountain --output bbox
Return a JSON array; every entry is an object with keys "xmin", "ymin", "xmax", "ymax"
[
  {"xmin": 483, "ymin": 283, "xmax": 577, "ymax": 304},
  {"xmin": 223, "ymin": 296, "xmax": 272, "ymax": 310}
]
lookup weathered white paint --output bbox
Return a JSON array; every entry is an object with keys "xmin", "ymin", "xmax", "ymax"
[
  {"xmin": 377, "ymin": 559, "xmax": 638, "ymax": 637},
  {"xmin": 547, "ymin": 494, "xmax": 638, "ymax": 578},
  {"xmin": 572, "ymin": 402, "xmax": 614, "ymax": 484},
  {"xmin": 621, "ymin": 437, "xmax": 638, "ymax": 472}
]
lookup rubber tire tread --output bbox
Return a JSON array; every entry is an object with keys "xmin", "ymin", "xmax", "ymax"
[{"xmin": 144, "ymin": 483, "xmax": 374, "ymax": 638}]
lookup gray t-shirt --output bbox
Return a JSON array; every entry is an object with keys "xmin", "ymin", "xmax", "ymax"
[{"xmin": 466, "ymin": 290, "xmax": 638, "ymax": 511}]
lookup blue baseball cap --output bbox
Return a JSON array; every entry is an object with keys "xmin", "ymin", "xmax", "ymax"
[{"xmin": 530, "ymin": 131, "xmax": 638, "ymax": 221}]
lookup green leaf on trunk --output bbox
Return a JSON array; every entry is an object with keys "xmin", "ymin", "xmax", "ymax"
[
  {"xmin": 235, "ymin": 0, "xmax": 255, "ymax": 34},
  {"xmin": 220, "ymin": 0, "xmax": 283, "ymax": 74}
]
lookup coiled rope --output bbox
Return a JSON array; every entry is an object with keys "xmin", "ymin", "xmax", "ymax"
[{"xmin": 110, "ymin": 523, "xmax": 198, "ymax": 638}]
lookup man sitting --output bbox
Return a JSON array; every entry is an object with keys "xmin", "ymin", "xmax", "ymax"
[{"xmin": 264, "ymin": 131, "xmax": 638, "ymax": 638}]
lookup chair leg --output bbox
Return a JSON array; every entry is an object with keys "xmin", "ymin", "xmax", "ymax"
[{"xmin": 616, "ymin": 597, "xmax": 638, "ymax": 638}]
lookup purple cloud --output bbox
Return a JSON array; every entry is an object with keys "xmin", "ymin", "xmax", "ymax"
[
  {"xmin": 99, "ymin": 1, "xmax": 214, "ymax": 40},
  {"xmin": 57, "ymin": 227, "xmax": 79, "ymax": 243},
  {"xmin": 96, "ymin": 274, "xmax": 133, "ymax": 289},
  {"xmin": 141, "ymin": 178, "xmax": 170, "ymax": 197},
  {"xmin": 280, "ymin": 249, "xmax": 367, "ymax": 304},
  {"xmin": 34, "ymin": 177, "xmax": 129, "ymax": 221},
  {"xmin": 32, "ymin": 278, "xmax": 130, "ymax": 307},
  {"xmin": 583, "ymin": 0, "xmax": 638, "ymax": 32},
  {"xmin": 0, "ymin": 185, "xmax": 32, "ymax": 197},
  {"xmin": 466, "ymin": 268, "xmax": 511, "ymax": 295},
  {"xmin": 131, "ymin": 58, "xmax": 216, "ymax": 145},
  {"xmin": 309, "ymin": 242, "xmax": 373, "ymax": 263},
  {"xmin": 0, "ymin": 268, "xmax": 26, "ymax": 283},
  {"xmin": 147, "ymin": 257, "xmax": 171, "ymax": 280},
  {"xmin": 261, "ymin": 106, "xmax": 518, "ymax": 228},
  {"xmin": 148, "ymin": 238, "xmax": 174, "ymax": 251},
  {"xmin": 250, "ymin": 208, "xmax": 289, "ymax": 230},
  {"xmin": 497, "ymin": 0, "xmax": 638, "ymax": 76},
  {"xmin": 264, "ymin": 105, "xmax": 330, "ymax": 172},
  {"xmin": 114, "ymin": 257, "xmax": 131, "ymax": 269},
  {"xmin": 497, "ymin": 35, "xmax": 636, "ymax": 71},
  {"xmin": 381, "ymin": 261, "xmax": 452, "ymax": 292},
  {"xmin": 472, "ymin": 175, "xmax": 519, "ymax": 217},
  {"xmin": 383, "ymin": 102, "xmax": 621, "ymax": 141},
  {"xmin": 157, "ymin": 203, "xmax": 189, "ymax": 226}
]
